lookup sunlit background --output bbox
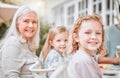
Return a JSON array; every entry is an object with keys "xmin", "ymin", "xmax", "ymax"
[
  {"xmin": 0, "ymin": 0, "xmax": 119, "ymax": 78},
  {"xmin": 0, "ymin": 0, "xmax": 119, "ymax": 62},
  {"xmin": 1, "ymin": 0, "xmax": 118, "ymax": 27},
  {"xmin": 0, "ymin": 0, "xmax": 119, "ymax": 56}
]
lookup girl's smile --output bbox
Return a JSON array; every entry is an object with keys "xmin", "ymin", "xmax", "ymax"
[{"xmin": 77, "ymin": 19, "xmax": 102, "ymax": 54}]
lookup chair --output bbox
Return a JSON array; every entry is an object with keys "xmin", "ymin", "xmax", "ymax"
[{"xmin": 29, "ymin": 60, "xmax": 55, "ymax": 78}]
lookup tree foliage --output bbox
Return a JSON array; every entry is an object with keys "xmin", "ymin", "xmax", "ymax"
[
  {"xmin": 36, "ymin": 21, "xmax": 51, "ymax": 56},
  {"xmin": 0, "ymin": 23, "xmax": 8, "ymax": 40}
]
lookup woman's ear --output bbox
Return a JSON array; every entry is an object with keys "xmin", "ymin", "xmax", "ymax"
[
  {"xmin": 16, "ymin": 23, "xmax": 19, "ymax": 29},
  {"xmin": 16, "ymin": 23, "xmax": 19, "ymax": 32}
]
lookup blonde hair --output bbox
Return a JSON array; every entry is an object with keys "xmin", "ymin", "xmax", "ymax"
[
  {"xmin": 40, "ymin": 26, "xmax": 68, "ymax": 61},
  {"xmin": 71, "ymin": 14, "xmax": 106, "ymax": 55}
]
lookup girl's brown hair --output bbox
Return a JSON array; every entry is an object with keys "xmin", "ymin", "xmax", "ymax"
[
  {"xmin": 40, "ymin": 26, "xmax": 68, "ymax": 61},
  {"xmin": 71, "ymin": 14, "xmax": 106, "ymax": 55}
]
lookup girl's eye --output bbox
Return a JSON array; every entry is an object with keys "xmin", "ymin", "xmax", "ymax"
[
  {"xmin": 57, "ymin": 40, "xmax": 61, "ymax": 42},
  {"xmin": 85, "ymin": 32, "xmax": 91, "ymax": 34},
  {"xmin": 65, "ymin": 39, "xmax": 68, "ymax": 42},
  {"xmin": 96, "ymin": 32, "xmax": 102, "ymax": 35}
]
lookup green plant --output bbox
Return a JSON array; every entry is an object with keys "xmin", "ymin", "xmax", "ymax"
[
  {"xmin": 0, "ymin": 23, "xmax": 8, "ymax": 40},
  {"xmin": 36, "ymin": 22, "xmax": 51, "ymax": 56}
]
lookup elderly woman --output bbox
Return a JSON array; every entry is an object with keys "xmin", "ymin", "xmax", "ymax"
[{"xmin": 0, "ymin": 6, "xmax": 40, "ymax": 78}]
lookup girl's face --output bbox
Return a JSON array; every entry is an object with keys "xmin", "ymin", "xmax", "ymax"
[
  {"xmin": 77, "ymin": 20, "xmax": 102, "ymax": 54},
  {"xmin": 51, "ymin": 31, "xmax": 68, "ymax": 54},
  {"xmin": 16, "ymin": 11, "xmax": 38, "ymax": 41}
]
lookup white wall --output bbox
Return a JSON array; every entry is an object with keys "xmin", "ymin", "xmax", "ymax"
[{"xmin": 50, "ymin": 0, "xmax": 115, "ymax": 29}]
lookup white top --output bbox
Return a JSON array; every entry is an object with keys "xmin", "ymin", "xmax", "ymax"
[
  {"xmin": 1, "ymin": 36, "xmax": 38, "ymax": 78},
  {"xmin": 67, "ymin": 50, "xmax": 102, "ymax": 78}
]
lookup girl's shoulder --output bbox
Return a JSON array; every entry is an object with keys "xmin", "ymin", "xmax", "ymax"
[
  {"xmin": 72, "ymin": 50, "xmax": 90, "ymax": 61},
  {"xmin": 46, "ymin": 49, "xmax": 61, "ymax": 60},
  {"xmin": 48, "ymin": 49, "xmax": 59, "ymax": 56}
]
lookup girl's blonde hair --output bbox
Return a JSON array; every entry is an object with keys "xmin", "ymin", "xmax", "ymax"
[
  {"xmin": 71, "ymin": 14, "xmax": 106, "ymax": 55},
  {"xmin": 40, "ymin": 26, "xmax": 68, "ymax": 61}
]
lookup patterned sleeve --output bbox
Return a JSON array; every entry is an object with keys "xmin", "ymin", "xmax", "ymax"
[{"xmin": 44, "ymin": 51, "xmax": 58, "ymax": 69}]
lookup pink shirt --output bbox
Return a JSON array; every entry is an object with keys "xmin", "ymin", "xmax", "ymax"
[{"xmin": 67, "ymin": 50, "xmax": 102, "ymax": 78}]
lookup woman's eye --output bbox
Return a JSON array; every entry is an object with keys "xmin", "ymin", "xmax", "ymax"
[
  {"xmin": 24, "ymin": 20, "xmax": 28, "ymax": 23},
  {"xmin": 32, "ymin": 21, "xmax": 37, "ymax": 24}
]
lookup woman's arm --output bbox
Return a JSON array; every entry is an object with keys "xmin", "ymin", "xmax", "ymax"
[{"xmin": 1, "ymin": 45, "xmax": 25, "ymax": 78}]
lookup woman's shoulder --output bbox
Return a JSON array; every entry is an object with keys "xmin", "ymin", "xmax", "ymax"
[
  {"xmin": 2, "ymin": 36, "xmax": 22, "ymax": 49},
  {"xmin": 1, "ymin": 36, "xmax": 25, "ymax": 57},
  {"xmin": 7, "ymin": 36, "xmax": 18, "ymax": 42},
  {"xmin": 9, "ymin": 36, "xmax": 20, "ymax": 44}
]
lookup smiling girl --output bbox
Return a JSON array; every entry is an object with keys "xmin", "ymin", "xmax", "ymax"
[
  {"xmin": 40, "ymin": 26, "xmax": 69, "ymax": 78},
  {"xmin": 67, "ymin": 14, "xmax": 105, "ymax": 78}
]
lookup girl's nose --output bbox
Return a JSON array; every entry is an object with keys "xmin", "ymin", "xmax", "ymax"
[
  {"xmin": 61, "ymin": 41, "xmax": 65, "ymax": 45},
  {"xmin": 91, "ymin": 33, "xmax": 97, "ymax": 40}
]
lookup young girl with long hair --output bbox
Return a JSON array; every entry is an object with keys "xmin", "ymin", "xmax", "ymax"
[
  {"xmin": 40, "ymin": 26, "xmax": 69, "ymax": 78},
  {"xmin": 67, "ymin": 14, "xmax": 105, "ymax": 78}
]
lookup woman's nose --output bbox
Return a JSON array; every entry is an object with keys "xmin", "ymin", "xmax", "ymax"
[{"xmin": 28, "ymin": 22, "xmax": 33, "ymax": 27}]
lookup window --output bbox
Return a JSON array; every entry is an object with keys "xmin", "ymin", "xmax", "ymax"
[
  {"xmin": 99, "ymin": 3, "xmax": 102, "ymax": 13},
  {"xmin": 106, "ymin": 0, "xmax": 110, "ymax": 10},
  {"xmin": 86, "ymin": 0, "xmax": 88, "ymax": 8},
  {"xmin": 94, "ymin": 5, "xmax": 96, "ymax": 13},
  {"xmin": 78, "ymin": 0, "xmax": 88, "ymax": 17},
  {"xmin": 82, "ymin": 0, "xmax": 84, "ymax": 9},
  {"xmin": 106, "ymin": 15, "xmax": 110, "ymax": 26},
  {"xmin": 119, "ymin": 5, "xmax": 120, "ymax": 12},
  {"xmin": 67, "ymin": 5, "xmax": 74, "ymax": 15},
  {"xmin": 112, "ymin": 0, "xmax": 114, "ymax": 10},
  {"xmin": 78, "ymin": 2, "xmax": 81, "ymax": 11},
  {"xmin": 112, "ymin": 15, "xmax": 114, "ymax": 24},
  {"xmin": 67, "ymin": 5, "xmax": 75, "ymax": 26}
]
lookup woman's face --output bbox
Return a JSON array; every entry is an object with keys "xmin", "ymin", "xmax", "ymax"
[
  {"xmin": 77, "ymin": 20, "xmax": 103, "ymax": 53},
  {"xmin": 16, "ymin": 11, "xmax": 38, "ymax": 40}
]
